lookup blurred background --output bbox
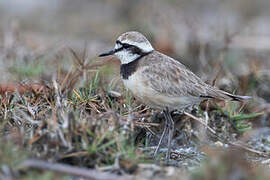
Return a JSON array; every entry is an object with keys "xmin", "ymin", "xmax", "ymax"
[{"xmin": 1, "ymin": 0, "xmax": 270, "ymax": 81}]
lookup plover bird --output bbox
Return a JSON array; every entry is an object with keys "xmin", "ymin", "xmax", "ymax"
[{"xmin": 99, "ymin": 31, "xmax": 250, "ymax": 160}]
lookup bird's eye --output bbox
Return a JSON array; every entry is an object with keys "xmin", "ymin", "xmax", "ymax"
[
  {"xmin": 129, "ymin": 46, "xmax": 141, "ymax": 54},
  {"xmin": 122, "ymin": 43, "xmax": 130, "ymax": 48}
]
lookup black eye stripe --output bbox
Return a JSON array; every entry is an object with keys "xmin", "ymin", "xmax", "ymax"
[
  {"xmin": 123, "ymin": 44, "xmax": 131, "ymax": 48},
  {"xmin": 115, "ymin": 41, "xmax": 144, "ymax": 55},
  {"xmin": 116, "ymin": 41, "xmax": 134, "ymax": 48}
]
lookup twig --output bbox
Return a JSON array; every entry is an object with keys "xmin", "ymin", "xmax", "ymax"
[
  {"xmin": 134, "ymin": 122, "xmax": 160, "ymax": 127},
  {"xmin": 183, "ymin": 112, "xmax": 270, "ymax": 157},
  {"xmin": 228, "ymin": 141, "xmax": 270, "ymax": 157},
  {"xmin": 19, "ymin": 159, "xmax": 131, "ymax": 180},
  {"xmin": 183, "ymin": 112, "xmax": 216, "ymax": 134}
]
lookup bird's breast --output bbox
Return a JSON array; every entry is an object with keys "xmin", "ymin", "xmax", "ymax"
[
  {"xmin": 122, "ymin": 70, "xmax": 157, "ymax": 104},
  {"xmin": 122, "ymin": 70, "xmax": 145, "ymax": 97},
  {"xmin": 122, "ymin": 70, "xmax": 169, "ymax": 109}
]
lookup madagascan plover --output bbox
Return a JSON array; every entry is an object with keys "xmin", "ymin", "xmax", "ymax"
[{"xmin": 99, "ymin": 31, "xmax": 251, "ymax": 160}]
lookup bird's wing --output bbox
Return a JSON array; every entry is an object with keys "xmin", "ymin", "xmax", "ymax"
[
  {"xmin": 141, "ymin": 56, "xmax": 216, "ymax": 98},
  {"xmin": 141, "ymin": 52, "xmax": 251, "ymax": 102}
]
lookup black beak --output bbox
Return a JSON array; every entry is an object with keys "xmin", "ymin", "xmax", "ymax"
[{"xmin": 98, "ymin": 49, "xmax": 116, "ymax": 57}]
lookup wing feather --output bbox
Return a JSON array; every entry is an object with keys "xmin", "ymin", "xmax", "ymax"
[
  {"xmin": 141, "ymin": 55, "xmax": 210, "ymax": 98},
  {"xmin": 140, "ymin": 52, "xmax": 250, "ymax": 102}
]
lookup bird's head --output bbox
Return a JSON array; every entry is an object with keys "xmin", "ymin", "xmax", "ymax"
[{"xmin": 99, "ymin": 31, "xmax": 154, "ymax": 64}]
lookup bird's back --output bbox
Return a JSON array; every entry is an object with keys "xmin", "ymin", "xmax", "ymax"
[{"xmin": 134, "ymin": 51, "xmax": 250, "ymax": 109}]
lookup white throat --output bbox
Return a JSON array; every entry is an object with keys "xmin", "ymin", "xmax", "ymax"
[
  {"xmin": 113, "ymin": 41, "xmax": 153, "ymax": 64},
  {"xmin": 115, "ymin": 50, "xmax": 140, "ymax": 64}
]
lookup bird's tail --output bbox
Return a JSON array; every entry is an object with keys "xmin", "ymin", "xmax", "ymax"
[
  {"xmin": 204, "ymin": 86, "xmax": 252, "ymax": 102},
  {"xmin": 219, "ymin": 91, "xmax": 252, "ymax": 102}
]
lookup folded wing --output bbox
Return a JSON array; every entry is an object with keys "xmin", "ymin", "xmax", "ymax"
[{"xmin": 141, "ymin": 54, "xmax": 251, "ymax": 102}]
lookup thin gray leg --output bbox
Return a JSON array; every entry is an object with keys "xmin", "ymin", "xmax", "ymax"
[
  {"xmin": 165, "ymin": 107, "xmax": 175, "ymax": 161},
  {"xmin": 154, "ymin": 110, "xmax": 169, "ymax": 157}
]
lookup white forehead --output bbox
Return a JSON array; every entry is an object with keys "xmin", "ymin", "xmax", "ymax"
[{"xmin": 120, "ymin": 39, "xmax": 154, "ymax": 52}]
